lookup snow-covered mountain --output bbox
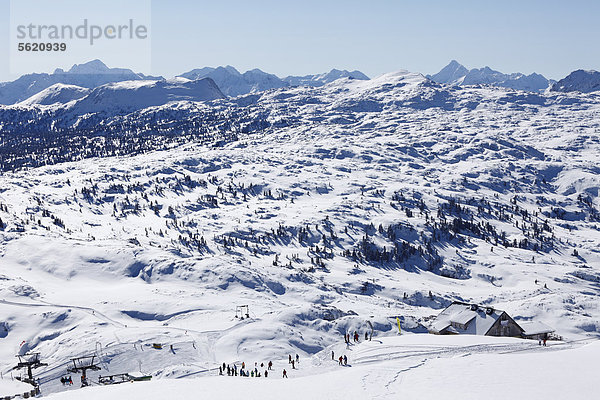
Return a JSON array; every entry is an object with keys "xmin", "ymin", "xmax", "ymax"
[
  {"xmin": 178, "ymin": 66, "xmax": 289, "ymax": 97},
  {"xmin": 63, "ymin": 77, "xmax": 225, "ymax": 115},
  {"xmin": 551, "ymin": 69, "xmax": 600, "ymax": 93},
  {"xmin": 0, "ymin": 60, "xmax": 162, "ymax": 105},
  {"xmin": 1, "ymin": 68, "xmax": 600, "ymax": 399},
  {"xmin": 428, "ymin": 61, "xmax": 551, "ymax": 92},
  {"xmin": 283, "ymin": 69, "xmax": 369, "ymax": 87},
  {"xmin": 18, "ymin": 83, "xmax": 90, "ymax": 107},
  {"xmin": 427, "ymin": 60, "xmax": 469, "ymax": 85}
]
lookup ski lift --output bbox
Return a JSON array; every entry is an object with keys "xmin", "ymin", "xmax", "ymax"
[{"xmin": 235, "ymin": 305, "xmax": 250, "ymax": 320}]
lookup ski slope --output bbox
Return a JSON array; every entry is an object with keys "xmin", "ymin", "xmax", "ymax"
[
  {"xmin": 1, "ymin": 69, "xmax": 600, "ymax": 398},
  {"xmin": 38, "ymin": 335, "xmax": 598, "ymax": 400}
]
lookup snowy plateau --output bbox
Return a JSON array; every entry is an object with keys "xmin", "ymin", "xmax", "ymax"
[{"xmin": 1, "ymin": 65, "xmax": 600, "ymax": 400}]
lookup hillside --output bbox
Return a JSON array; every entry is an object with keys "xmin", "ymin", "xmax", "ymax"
[
  {"xmin": 551, "ymin": 69, "xmax": 600, "ymax": 93},
  {"xmin": 1, "ymin": 70, "xmax": 600, "ymax": 398}
]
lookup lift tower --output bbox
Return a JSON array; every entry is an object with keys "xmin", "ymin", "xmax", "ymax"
[
  {"xmin": 13, "ymin": 353, "xmax": 47, "ymax": 385},
  {"xmin": 67, "ymin": 354, "xmax": 101, "ymax": 387}
]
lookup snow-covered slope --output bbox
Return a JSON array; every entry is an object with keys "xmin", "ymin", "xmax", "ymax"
[
  {"xmin": 63, "ymin": 77, "xmax": 225, "ymax": 115},
  {"xmin": 18, "ymin": 83, "xmax": 90, "ymax": 107},
  {"xmin": 551, "ymin": 69, "xmax": 600, "ymax": 93},
  {"xmin": 0, "ymin": 60, "xmax": 162, "ymax": 105},
  {"xmin": 429, "ymin": 61, "xmax": 551, "ymax": 92},
  {"xmin": 178, "ymin": 66, "xmax": 289, "ymax": 97},
  {"xmin": 39, "ymin": 336, "xmax": 598, "ymax": 400},
  {"xmin": 1, "ymin": 69, "xmax": 600, "ymax": 399},
  {"xmin": 283, "ymin": 69, "xmax": 369, "ymax": 87}
]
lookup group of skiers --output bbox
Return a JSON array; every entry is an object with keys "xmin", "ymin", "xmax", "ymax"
[
  {"xmin": 218, "ymin": 354, "xmax": 300, "ymax": 379},
  {"xmin": 288, "ymin": 353, "xmax": 300, "ymax": 369},
  {"xmin": 219, "ymin": 360, "xmax": 273, "ymax": 378},
  {"xmin": 344, "ymin": 330, "xmax": 371, "ymax": 344},
  {"xmin": 59, "ymin": 376, "xmax": 74, "ymax": 386},
  {"xmin": 331, "ymin": 350, "xmax": 348, "ymax": 366}
]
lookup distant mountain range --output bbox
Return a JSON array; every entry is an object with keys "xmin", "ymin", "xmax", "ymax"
[
  {"xmin": 2, "ymin": 59, "xmax": 600, "ymax": 109},
  {"xmin": 283, "ymin": 69, "xmax": 369, "ymax": 87},
  {"xmin": 178, "ymin": 66, "xmax": 369, "ymax": 97},
  {"xmin": 0, "ymin": 60, "xmax": 163, "ymax": 105},
  {"xmin": 178, "ymin": 66, "xmax": 288, "ymax": 97},
  {"xmin": 427, "ymin": 60, "xmax": 553, "ymax": 92},
  {"xmin": 0, "ymin": 60, "xmax": 370, "ymax": 105}
]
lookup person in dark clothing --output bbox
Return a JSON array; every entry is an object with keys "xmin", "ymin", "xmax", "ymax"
[
  {"xmin": 354, "ymin": 331, "xmax": 359, "ymax": 342},
  {"xmin": 338, "ymin": 356, "xmax": 343, "ymax": 366},
  {"xmin": 343, "ymin": 355, "xmax": 347, "ymax": 366},
  {"xmin": 265, "ymin": 370, "xmax": 268, "ymax": 378},
  {"xmin": 291, "ymin": 360, "xmax": 295, "ymax": 369},
  {"xmin": 365, "ymin": 332, "xmax": 368, "ymax": 341},
  {"xmin": 296, "ymin": 354, "xmax": 299, "ymax": 364},
  {"xmin": 219, "ymin": 366, "xmax": 223, "ymax": 375},
  {"xmin": 222, "ymin": 362, "xmax": 226, "ymax": 371},
  {"xmin": 332, "ymin": 350, "xmax": 335, "ymax": 360},
  {"xmin": 283, "ymin": 369, "xmax": 288, "ymax": 378},
  {"xmin": 289, "ymin": 354, "xmax": 292, "ymax": 364},
  {"xmin": 268, "ymin": 361, "xmax": 273, "ymax": 370}
]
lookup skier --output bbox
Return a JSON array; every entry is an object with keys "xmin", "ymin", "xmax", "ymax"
[
  {"xmin": 242, "ymin": 362, "xmax": 245, "ymax": 369},
  {"xmin": 343, "ymin": 355, "xmax": 347, "ymax": 366},
  {"xmin": 283, "ymin": 369, "xmax": 288, "ymax": 378},
  {"xmin": 332, "ymin": 350, "xmax": 335, "ymax": 360},
  {"xmin": 265, "ymin": 370, "xmax": 268, "ymax": 378},
  {"xmin": 268, "ymin": 361, "xmax": 273, "ymax": 370},
  {"xmin": 365, "ymin": 332, "xmax": 368, "ymax": 341},
  {"xmin": 291, "ymin": 360, "xmax": 295, "ymax": 369},
  {"xmin": 296, "ymin": 354, "xmax": 299, "ymax": 364},
  {"xmin": 338, "ymin": 356, "xmax": 343, "ymax": 366},
  {"xmin": 354, "ymin": 331, "xmax": 359, "ymax": 342},
  {"xmin": 223, "ymin": 362, "xmax": 226, "ymax": 371},
  {"xmin": 219, "ymin": 366, "xmax": 223, "ymax": 375},
  {"xmin": 289, "ymin": 354, "xmax": 292, "ymax": 364}
]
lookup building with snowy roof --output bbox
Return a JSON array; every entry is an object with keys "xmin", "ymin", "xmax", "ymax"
[
  {"xmin": 428, "ymin": 302, "xmax": 524, "ymax": 337},
  {"xmin": 519, "ymin": 321, "xmax": 555, "ymax": 340}
]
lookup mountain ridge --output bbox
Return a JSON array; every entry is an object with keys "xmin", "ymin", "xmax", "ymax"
[{"xmin": 428, "ymin": 60, "xmax": 552, "ymax": 92}]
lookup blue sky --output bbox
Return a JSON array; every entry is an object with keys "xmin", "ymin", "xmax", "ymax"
[{"xmin": 0, "ymin": 0, "xmax": 599, "ymax": 81}]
